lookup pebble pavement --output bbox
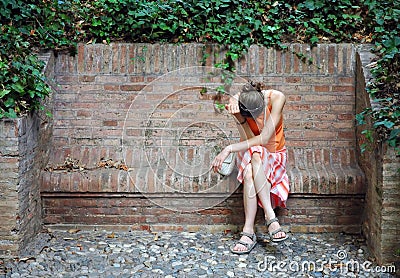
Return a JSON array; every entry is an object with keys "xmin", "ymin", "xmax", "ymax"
[{"xmin": 1, "ymin": 229, "xmax": 398, "ymax": 278}]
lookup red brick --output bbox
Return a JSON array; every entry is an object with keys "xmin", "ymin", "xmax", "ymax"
[
  {"xmin": 316, "ymin": 45, "xmax": 326, "ymax": 74},
  {"xmin": 337, "ymin": 113, "xmax": 354, "ymax": 120},
  {"xmin": 131, "ymin": 224, "xmax": 151, "ymax": 231},
  {"xmin": 102, "ymin": 85, "xmax": 119, "ymax": 91},
  {"xmin": 338, "ymin": 131, "xmax": 356, "ymax": 140},
  {"xmin": 258, "ymin": 47, "xmax": 265, "ymax": 74},
  {"xmin": 290, "ymin": 225, "xmax": 309, "ymax": 233},
  {"xmin": 276, "ymin": 49, "xmax": 282, "ymax": 73},
  {"xmin": 120, "ymin": 44, "xmax": 128, "ymax": 73},
  {"xmin": 103, "ymin": 120, "xmax": 118, "ymax": 126},
  {"xmin": 292, "ymin": 44, "xmax": 301, "ymax": 73},
  {"xmin": 152, "ymin": 44, "xmax": 161, "ymax": 73},
  {"xmin": 332, "ymin": 85, "xmax": 354, "ymax": 93},
  {"xmin": 314, "ymin": 85, "xmax": 330, "ymax": 92},
  {"xmin": 328, "ymin": 45, "xmax": 336, "ymax": 74},
  {"xmin": 285, "ymin": 50, "xmax": 291, "ymax": 74},
  {"xmin": 146, "ymin": 76, "xmax": 157, "ymax": 82},
  {"xmin": 120, "ymin": 84, "xmax": 145, "ymax": 91},
  {"xmin": 77, "ymin": 44, "xmax": 85, "ymax": 73},
  {"xmin": 205, "ymin": 44, "xmax": 213, "ymax": 67},
  {"xmin": 210, "ymin": 216, "xmax": 229, "ymax": 224},
  {"xmin": 80, "ymin": 75, "xmax": 95, "ymax": 82},
  {"xmin": 336, "ymin": 216, "xmax": 360, "ymax": 225},
  {"xmin": 285, "ymin": 104, "xmax": 311, "ymax": 111},
  {"xmin": 199, "ymin": 208, "xmax": 232, "ymax": 215},
  {"xmin": 130, "ymin": 76, "xmax": 145, "ymax": 83},
  {"xmin": 310, "ymin": 104, "xmax": 332, "ymax": 111},
  {"xmin": 338, "ymin": 77, "xmax": 354, "ymax": 84},
  {"xmin": 111, "ymin": 44, "xmax": 120, "ymax": 73},
  {"xmin": 290, "ymin": 215, "xmax": 319, "ymax": 224},
  {"xmin": 285, "ymin": 77, "xmax": 302, "ymax": 83},
  {"xmin": 308, "ymin": 226, "xmax": 336, "ymax": 233},
  {"xmin": 128, "ymin": 45, "xmax": 136, "ymax": 73},
  {"xmin": 308, "ymin": 46, "xmax": 318, "ymax": 74},
  {"xmin": 85, "ymin": 45, "xmax": 95, "ymax": 73},
  {"xmin": 43, "ymin": 214, "xmax": 63, "ymax": 224}
]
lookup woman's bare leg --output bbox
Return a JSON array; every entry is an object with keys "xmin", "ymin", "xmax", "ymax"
[
  {"xmin": 232, "ymin": 164, "xmax": 258, "ymax": 252},
  {"xmin": 251, "ymin": 153, "xmax": 286, "ymax": 239}
]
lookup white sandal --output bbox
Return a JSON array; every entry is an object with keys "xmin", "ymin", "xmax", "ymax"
[
  {"xmin": 230, "ymin": 232, "xmax": 257, "ymax": 254},
  {"xmin": 266, "ymin": 217, "xmax": 288, "ymax": 242}
]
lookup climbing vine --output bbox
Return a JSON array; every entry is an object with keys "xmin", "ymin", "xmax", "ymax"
[
  {"xmin": 355, "ymin": 0, "xmax": 399, "ymax": 154},
  {"xmin": 0, "ymin": 0, "xmax": 399, "ymax": 151}
]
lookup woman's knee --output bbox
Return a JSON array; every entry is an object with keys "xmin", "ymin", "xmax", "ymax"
[{"xmin": 251, "ymin": 152, "xmax": 262, "ymax": 167}]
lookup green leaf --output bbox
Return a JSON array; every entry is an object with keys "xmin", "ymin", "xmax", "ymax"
[
  {"xmin": 11, "ymin": 83, "xmax": 24, "ymax": 93},
  {"xmin": 355, "ymin": 113, "xmax": 366, "ymax": 125},
  {"xmin": 361, "ymin": 129, "xmax": 374, "ymax": 142},
  {"xmin": 310, "ymin": 36, "xmax": 319, "ymax": 44},
  {"xmin": 0, "ymin": 89, "xmax": 10, "ymax": 98},
  {"xmin": 214, "ymin": 103, "xmax": 225, "ymax": 110},
  {"xmin": 216, "ymin": 85, "xmax": 226, "ymax": 94},
  {"xmin": 4, "ymin": 97, "xmax": 15, "ymax": 108},
  {"xmin": 374, "ymin": 120, "xmax": 395, "ymax": 129},
  {"xmin": 6, "ymin": 108, "xmax": 17, "ymax": 118},
  {"xmin": 389, "ymin": 128, "xmax": 400, "ymax": 140}
]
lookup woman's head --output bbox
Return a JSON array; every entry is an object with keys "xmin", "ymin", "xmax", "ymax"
[{"xmin": 239, "ymin": 82, "xmax": 265, "ymax": 119}]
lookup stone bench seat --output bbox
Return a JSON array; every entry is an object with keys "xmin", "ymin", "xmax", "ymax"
[
  {"xmin": 40, "ymin": 144, "xmax": 366, "ymax": 234},
  {"xmin": 41, "ymin": 146, "xmax": 365, "ymax": 196},
  {"xmin": 286, "ymin": 147, "xmax": 365, "ymax": 195}
]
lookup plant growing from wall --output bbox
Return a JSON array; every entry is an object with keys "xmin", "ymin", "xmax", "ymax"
[
  {"xmin": 0, "ymin": 25, "xmax": 51, "ymax": 118},
  {"xmin": 355, "ymin": 0, "xmax": 399, "ymax": 155},
  {"xmin": 0, "ymin": 0, "xmax": 399, "ymax": 153},
  {"xmin": 0, "ymin": 0, "xmax": 76, "ymax": 118}
]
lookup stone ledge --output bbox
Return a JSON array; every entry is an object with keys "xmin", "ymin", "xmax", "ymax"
[
  {"xmin": 41, "ymin": 147, "xmax": 365, "ymax": 196},
  {"xmin": 287, "ymin": 147, "xmax": 365, "ymax": 195}
]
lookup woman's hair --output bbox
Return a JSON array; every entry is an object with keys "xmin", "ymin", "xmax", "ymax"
[{"xmin": 239, "ymin": 81, "xmax": 265, "ymax": 119}]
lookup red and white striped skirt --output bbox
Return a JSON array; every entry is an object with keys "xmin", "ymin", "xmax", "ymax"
[{"xmin": 236, "ymin": 146, "xmax": 290, "ymax": 209}]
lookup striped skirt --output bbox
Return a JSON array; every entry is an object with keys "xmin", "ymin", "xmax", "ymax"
[{"xmin": 236, "ymin": 146, "xmax": 290, "ymax": 209}]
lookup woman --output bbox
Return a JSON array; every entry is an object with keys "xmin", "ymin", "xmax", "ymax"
[{"xmin": 212, "ymin": 81, "xmax": 290, "ymax": 254}]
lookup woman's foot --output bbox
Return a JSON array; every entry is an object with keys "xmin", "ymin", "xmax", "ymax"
[
  {"xmin": 231, "ymin": 232, "xmax": 257, "ymax": 254},
  {"xmin": 266, "ymin": 217, "xmax": 288, "ymax": 242}
]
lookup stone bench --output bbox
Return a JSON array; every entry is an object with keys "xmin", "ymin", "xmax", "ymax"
[
  {"xmin": 287, "ymin": 147, "xmax": 365, "ymax": 195},
  {"xmin": 40, "ymin": 43, "xmax": 366, "ymax": 234}
]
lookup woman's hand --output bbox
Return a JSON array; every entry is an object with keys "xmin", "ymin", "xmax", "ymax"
[
  {"xmin": 225, "ymin": 94, "xmax": 240, "ymax": 114},
  {"xmin": 225, "ymin": 94, "xmax": 247, "ymax": 125},
  {"xmin": 211, "ymin": 146, "xmax": 232, "ymax": 173}
]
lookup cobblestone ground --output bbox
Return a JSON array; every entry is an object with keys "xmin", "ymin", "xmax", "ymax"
[{"xmin": 1, "ymin": 229, "xmax": 398, "ymax": 278}]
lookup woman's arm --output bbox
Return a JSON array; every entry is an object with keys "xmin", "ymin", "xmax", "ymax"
[
  {"xmin": 226, "ymin": 92, "xmax": 254, "ymax": 140},
  {"xmin": 212, "ymin": 90, "xmax": 286, "ymax": 172},
  {"xmin": 231, "ymin": 90, "xmax": 285, "ymax": 151}
]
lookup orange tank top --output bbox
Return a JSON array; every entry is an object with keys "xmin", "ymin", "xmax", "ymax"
[{"xmin": 245, "ymin": 91, "xmax": 285, "ymax": 152}]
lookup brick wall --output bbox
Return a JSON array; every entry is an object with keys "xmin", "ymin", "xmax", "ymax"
[
  {"xmin": 356, "ymin": 45, "xmax": 400, "ymax": 266},
  {"xmin": 0, "ymin": 43, "xmax": 397, "ymax": 268},
  {"xmin": 0, "ymin": 118, "xmax": 20, "ymax": 258},
  {"xmin": 40, "ymin": 43, "xmax": 366, "ymax": 234},
  {"xmin": 0, "ymin": 52, "xmax": 54, "ymax": 259},
  {"xmin": 41, "ymin": 194, "xmax": 364, "ymax": 234}
]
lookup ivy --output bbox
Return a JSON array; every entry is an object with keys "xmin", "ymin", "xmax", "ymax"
[
  {"xmin": 355, "ymin": 0, "xmax": 400, "ymax": 155},
  {"xmin": 0, "ymin": 24, "xmax": 51, "ymax": 118},
  {"xmin": 0, "ymin": 0, "xmax": 399, "ymax": 154}
]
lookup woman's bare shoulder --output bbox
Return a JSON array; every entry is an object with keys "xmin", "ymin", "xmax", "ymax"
[{"xmin": 262, "ymin": 89, "xmax": 286, "ymax": 100}]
